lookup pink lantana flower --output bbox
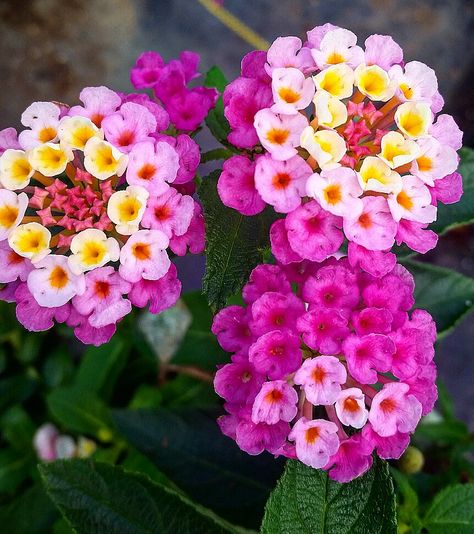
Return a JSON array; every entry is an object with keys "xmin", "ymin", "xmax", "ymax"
[
  {"xmin": 254, "ymin": 109, "xmax": 308, "ymax": 161},
  {"xmin": 289, "ymin": 418, "xmax": 340, "ymax": 469},
  {"xmin": 213, "ymin": 258, "xmax": 436, "ymax": 482},
  {"xmin": 254, "ymin": 154, "xmax": 312, "ymax": 213},
  {"xmin": 294, "ymin": 356, "xmax": 347, "ymax": 405},
  {"xmin": 271, "ymin": 68, "xmax": 315, "ymax": 115},
  {"xmin": 218, "ymin": 156, "xmax": 265, "ymax": 216},
  {"xmin": 252, "ymin": 380, "xmax": 298, "ymax": 425},
  {"xmin": 369, "ymin": 382, "xmax": 422, "ymax": 437}
]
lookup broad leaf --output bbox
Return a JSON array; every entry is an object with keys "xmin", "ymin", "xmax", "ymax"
[
  {"xmin": 75, "ymin": 337, "xmax": 129, "ymax": 400},
  {"xmin": 172, "ymin": 291, "xmax": 227, "ymax": 370},
  {"xmin": 432, "ymin": 147, "xmax": 474, "ymax": 234},
  {"xmin": 0, "ymin": 448, "xmax": 34, "ymax": 494},
  {"xmin": 424, "ymin": 483, "xmax": 474, "ymax": 533},
  {"xmin": 113, "ymin": 408, "xmax": 284, "ymax": 529},
  {"xmin": 39, "ymin": 459, "xmax": 246, "ymax": 534},
  {"xmin": 47, "ymin": 386, "xmax": 114, "ymax": 441},
  {"xmin": 403, "ymin": 260, "xmax": 474, "ymax": 338},
  {"xmin": 261, "ymin": 459, "xmax": 396, "ymax": 534},
  {"xmin": 0, "ymin": 483, "xmax": 58, "ymax": 533},
  {"xmin": 199, "ymin": 171, "xmax": 278, "ymax": 311}
]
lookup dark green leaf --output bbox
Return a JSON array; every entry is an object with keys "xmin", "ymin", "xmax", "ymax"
[
  {"xmin": 201, "ymin": 148, "xmax": 235, "ymax": 163},
  {"xmin": 424, "ymin": 483, "xmax": 474, "ymax": 533},
  {"xmin": 390, "ymin": 467, "xmax": 422, "ymax": 533},
  {"xmin": 1, "ymin": 405, "xmax": 36, "ymax": 451},
  {"xmin": 261, "ymin": 459, "xmax": 396, "ymax": 534},
  {"xmin": 39, "ymin": 459, "xmax": 247, "ymax": 534},
  {"xmin": 0, "ymin": 483, "xmax": 58, "ymax": 533},
  {"xmin": 0, "ymin": 448, "xmax": 34, "ymax": 494},
  {"xmin": 414, "ymin": 419, "xmax": 471, "ymax": 445},
  {"xmin": 431, "ymin": 147, "xmax": 474, "ymax": 234},
  {"xmin": 172, "ymin": 291, "xmax": 226, "ymax": 370},
  {"xmin": 403, "ymin": 260, "xmax": 474, "ymax": 338},
  {"xmin": 75, "ymin": 338, "xmax": 129, "ymax": 400},
  {"xmin": 128, "ymin": 384, "xmax": 163, "ymax": 409},
  {"xmin": 47, "ymin": 386, "xmax": 114, "ymax": 441},
  {"xmin": 204, "ymin": 67, "xmax": 232, "ymax": 146},
  {"xmin": 42, "ymin": 349, "xmax": 75, "ymax": 389},
  {"xmin": 199, "ymin": 171, "xmax": 279, "ymax": 311},
  {"xmin": 0, "ymin": 373, "xmax": 38, "ymax": 413},
  {"xmin": 113, "ymin": 408, "xmax": 284, "ymax": 529},
  {"xmin": 159, "ymin": 375, "xmax": 216, "ymax": 408}
]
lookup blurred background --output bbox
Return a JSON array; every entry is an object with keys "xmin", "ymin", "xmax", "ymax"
[{"xmin": 0, "ymin": 0, "xmax": 472, "ymax": 425}]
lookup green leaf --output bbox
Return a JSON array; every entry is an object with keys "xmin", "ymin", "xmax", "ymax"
[
  {"xmin": 1, "ymin": 405, "xmax": 36, "ymax": 451},
  {"xmin": 201, "ymin": 148, "xmax": 234, "ymax": 163},
  {"xmin": 0, "ymin": 448, "xmax": 34, "ymax": 494},
  {"xmin": 0, "ymin": 373, "xmax": 38, "ymax": 413},
  {"xmin": 0, "ymin": 483, "xmax": 58, "ymax": 533},
  {"xmin": 172, "ymin": 291, "xmax": 227, "ymax": 370},
  {"xmin": 39, "ymin": 459, "xmax": 247, "ymax": 534},
  {"xmin": 403, "ymin": 260, "xmax": 474, "ymax": 338},
  {"xmin": 159, "ymin": 375, "xmax": 216, "ymax": 408},
  {"xmin": 414, "ymin": 419, "xmax": 471, "ymax": 446},
  {"xmin": 424, "ymin": 483, "xmax": 474, "ymax": 533},
  {"xmin": 42, "ymin": 348, "xmax": 75, "ymax": 389},
  {"xmin": 75, "ymin": 337, "xmax": 129, "ymax": 400},
  {"xmin": 199, "ymin": 171, "xmax": 279, "ymax": 311},
  {"xmin": 204, "ymin": 66, "xmax": 233, "ymax": 148},
  {"xmin": 47, "ymin": 386, "xmax": 114, "ymax": 441},
  {"xmin": 390, "ymin": 467, "xmax": 422, "ymax": 533},
  {"xmin": 261, "ymin": 459, "xmax": 396, "ymax": 534},
  {"xmin": 204, "ymin": 66, "xmax": 229, "ymax": 93},
  {"xmin": 431, "ymin": 147, "xmax": 474, "ymax": 235},
  {"xmin": 113, "ymin": 408, "xmax": 284, "ymax": 529}
]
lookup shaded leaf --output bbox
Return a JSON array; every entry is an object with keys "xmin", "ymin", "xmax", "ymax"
[
  {"xmin": 432, "ymin": 147, "xmax": 474, "ymax": 234},
  {"xmin": 113, "ymin": 408, "xmax": 284, "ymax": 529},
  {"xmin": 39, "ymin": 459, "xmax": 247, "ymax": 534},
  {"xmin": 0, "ymin": 448, "xmax": 34, "ymax": 494},
  {"xmin": 199, "ymin": 171, "xmax": 278, "ymax": 311},
  {"xmin": 424, "ymin": 483, "xmax": 474, "ymax": 533},
  {"xmin": 47, "ymin": 386, "xmax": 114, "ymax": 441},
  {"xmin": 261, "ymin": 459, "xmax": 396, "ymax": 534},
  {"xmin": 204, "ymin": 66, "xmax": 231, "ymax": 146},
  {"xmin": 403, "ymin": 260, "xmax": 474, "ymax": 338}
]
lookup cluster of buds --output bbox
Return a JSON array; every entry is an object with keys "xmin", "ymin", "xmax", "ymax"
[
  {"xmin": 0, "ymin": 50, "xmax": 213, "ymax": 345},
  {"xmin": 219, "ymin": 24, "xmax": 463, "ymax": 271},
  {"xmin": 33, "ymin": 423, "xmax": 96, "ymax": 461},
  {"xmin": 213, "ymin": 258, "xmax": 436, "ymax": 482}
]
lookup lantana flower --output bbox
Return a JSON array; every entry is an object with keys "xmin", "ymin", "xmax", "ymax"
[
  {"xmin": 0, "ymin": 50, "xmax": 214, "ymax": 345},
  {"xmin": 218, "ymin": 24, "xmax": 463, "ymax": 260},
  {"xmin": 213, "ymin": 258, "xmax": 436, "ymax": 482}
]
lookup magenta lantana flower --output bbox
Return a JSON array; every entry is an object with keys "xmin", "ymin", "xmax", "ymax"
[
  {"xmin": 0, "ymin": 50, "xmax": 213, "ymax": 345},
  {"xmin": 216, "ymin": 24, "xmax": 463, "ymax": 259},
  {"xmin": 212, "ymin": 258, "xmax": 436, "ymax": 482}
]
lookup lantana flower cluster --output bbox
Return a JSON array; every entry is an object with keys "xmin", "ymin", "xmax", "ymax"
[
  {"xmin": 213, "ymin": 258, "xmax": 436, "ymax": 482},
  {"xmin": 219, "ymin": 24, "xmax": 463, "ymax": 270},
  {"xmin": 0, "ymin": 51, "xmax": 214, "ymax": 345}
]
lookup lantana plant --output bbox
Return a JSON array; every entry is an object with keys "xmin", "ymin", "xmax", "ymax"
[{"xmin": 0, "ymin": 51, "xmax": 215, "ymax": 345}]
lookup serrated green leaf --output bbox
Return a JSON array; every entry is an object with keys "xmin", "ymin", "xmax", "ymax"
[
  {"xmin": 403, "ymin": 260, "xmax": 474, "ymax": 338},
  {"xmin": 199, "ymin": 171, "xmax": 278, "ymax": 311},
  {"xmin": 113, "ymin": 408, "xmax": 284, "ymax": 529},
  {"xmin": 75, "ymin": 337, "xmax": 129, "ymax": 400},
  {"xmin": 47, "ymin": 386, "xmax": 114, "ymax": 441},
  {"xmin": 39, "ymin": 459, "xmax": 248, "ymax": 534},
  {"xmin": 261, "ymin": 459, "xmax": 396, "ymax": 534},
  {"xmin": 431, "ymin": 147, "xmax": 474, "ymax": 235},
  {"xmin": 424, "ymin": 483, "xmax": 474, "ymax": 533}
]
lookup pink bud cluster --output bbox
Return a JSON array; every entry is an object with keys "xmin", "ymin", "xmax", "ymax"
[
  {"xmin": 218, "ymin": 24, "xmax": 463, "ymax": 263},
  {"xmin": 212, "ymin": 257, "xmax": 436, "ymax": 482},
  {"xmin": 130, "ymin": 50, "xmax": 218, "ymax": 132},
  {"xmin": 0, "ymin": 51, "xmax": 212, "ymax": 346}
]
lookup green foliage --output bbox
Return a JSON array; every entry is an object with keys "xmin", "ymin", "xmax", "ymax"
[
  {"xmin": 113, "ymin": 407, "xmax": 284, "ymax": 529},
  {"xmin": 47, "ymin": 386, "xmax": 114, "ymax": 441},
  {"xmin": 39, "ymin": 459, "xmax": 247, "ymax": 534},
  {"xmin": 261, "ymin": 459, "xmax": 397, "ymax": 534},
  {"xmin": 423, "ymin": 483, "xmax": 474, "ymax": 533},
  {"xmin": 204, "ymin": 66, "xmax": 233, "ymax": 148},
  {"xmin": 199, "ymin": 171, "xmax": 278, "ymax": 310},
  {"xmin": 404, "ymin": 259, "xmax": 474, "ymax": 338},
  {"xmin": 432, "ymin": 147, "xmax": 474, "ymax": 234}
]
